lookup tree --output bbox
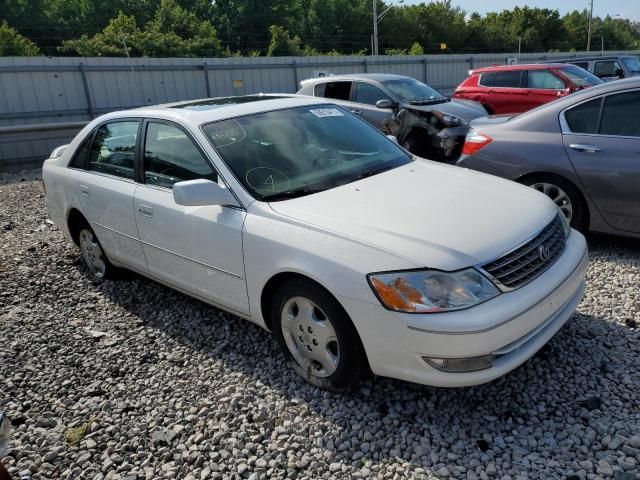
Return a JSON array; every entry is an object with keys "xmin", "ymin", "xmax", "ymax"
[
  {"xmin": 0, "ymin": 21, "xmax": 41, "ymax": 56},
  {"xmin": 408, "ymin": 42, "xmax": 424, "ymax": 55},
  {"xmin": 267, "ymin": 25, "xmax": 301, "ymax": 56}
]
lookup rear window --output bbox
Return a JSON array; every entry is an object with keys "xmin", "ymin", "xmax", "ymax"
[
  {"xmin": 481, "ymin": 70, "xmax": 523, "ymax": 88},
  {"xmin": 564, "ymin": 98, "xmax": 602, "ymax": 134},
  {"xmin": 315, "ymin": 81, "xmax": 352, "ymax": 101},
  {"xmin": 570, "ymin": 62, "xmax": 589, "ymax": 70}
]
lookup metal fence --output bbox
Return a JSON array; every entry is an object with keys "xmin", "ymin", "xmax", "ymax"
[{"xmin": 1, "ymin": 50, "xmax": 637, "ymax": 170}]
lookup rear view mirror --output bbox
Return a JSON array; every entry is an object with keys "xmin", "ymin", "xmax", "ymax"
[
  {"xmin": 376, "ymin": 99, "xmax": 396, "ymax": 109},
  {"xmin": 173, "ymin": 179, "xmax": 240, "ymax": 208}
]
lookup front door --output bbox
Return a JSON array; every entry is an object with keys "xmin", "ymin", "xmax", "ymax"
[
  {"xmin": 562, "ymin": 90, "xmax": 640, "ymax": 233},
  {"xmin": 133, "ymin": 120, "xmax": 250, "ymax": 314},
  {"xmin": 523, "ymin": 69, "xmax": 567, "ymax": 111},
  {"xmin": 351, "ymin": 81, "xmax": 395, "ymax": 129}
]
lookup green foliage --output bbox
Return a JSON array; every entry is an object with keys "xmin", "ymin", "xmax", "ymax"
[
  {"xmin": 385, "ymin": 47, "xmax": 407, "ymax": 55},
  {"xmin": 0, "ymin": 21, "xmax": 41, "ymax": 56},
  {"xmin": 1, "ymin": 0, "xmax": 639, "ymax": 57},
  {"xmin": 267, "ymin": 25, "xmax": 301, "ymax": 56},
  {"xmin": 59, "ymin": 0, "xmax": 222, "ymax": 57},
  {"xmin": 409, "ymin": 42, "xmax": 424, "ymax": 55}
]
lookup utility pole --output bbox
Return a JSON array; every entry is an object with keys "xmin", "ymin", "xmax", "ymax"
[
  {"xmin": 373, "ymin": 0, "xmax": 378, "ymax": 56},
  {"xmin": 518, "ymin": 36, "xmax": 522, "ymax": 58},
  {"xmin": 587, "ymin": 0, "xmax": 593, "ymax": 51}
]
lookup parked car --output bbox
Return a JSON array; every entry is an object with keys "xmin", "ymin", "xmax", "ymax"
[
  {"xmin": 43, "ymin": 94, "xmax": 587, "ymax": 390},
  {"xmin": 544, "ymin": 55, "xmax": 640, "ymax": 82},
  {"xmin": 297, "ymin": 74, "xmax": 487, "ymax": 161},
  {"xmin": 458, "ymin": 77, "xmax": 640, "ymax": 237},
  {"xmin": 0, "ymin": 412, "xmax": 10, "ymax": 480},
  {"xmin": 454, "ymin": 63, "xmax": 603, "ymax": 114}
]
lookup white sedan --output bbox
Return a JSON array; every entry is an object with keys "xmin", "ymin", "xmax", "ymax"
[{"xmin": 43, "ymin": 95, "xmax": 588, "ymax": 390}]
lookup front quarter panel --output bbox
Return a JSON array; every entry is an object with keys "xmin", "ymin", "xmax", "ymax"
[{"xmin": 242, "ymin": 202, "xmax": 419, "ymax": 328}]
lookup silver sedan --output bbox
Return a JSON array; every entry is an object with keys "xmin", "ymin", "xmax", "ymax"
[{"xmin": 457, "ymin": 77, "xmax": 640, "ymax": 237}]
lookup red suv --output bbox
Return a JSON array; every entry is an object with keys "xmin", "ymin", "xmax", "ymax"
[{"xmin": 453, "ymin": 63, "xmax": 603, "ymax": 114}]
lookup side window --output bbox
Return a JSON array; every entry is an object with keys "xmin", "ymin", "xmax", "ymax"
[
  {"xmin": 144, "ymin": 122, "xmax": 217, "ymax": 189},
  {"xmin": 68, "ymin": 134, "xmax": 92, "ymax": 169},
  {"xmin": 600, "ymin": 92, "xmax": 640, "ymax": 137},
  {"xmin": 479, "ymin": 72, "xmax": 495, "ymax": 87},
  {"xmin": 492, "ymin": 71, "xmax": 523, "ymax": 88},
  {"xmin": 571, "ymin": 62, "xmax": 589, "ymax": 70},
  {"xmin": 354, "ymin": 82, "xmax": 393, "ymax": 106},
  {"xmin": 564, "ymin": 98, "xmax": 602, "ymax": 134},
  {"xmin": 526, "ymin": 70, "xmax": 565, "ymax": 90},
  {"xmin": 88, "ymin": 121, "xmax": 138, "ymax": 179},
  {"xmin": 594, "ymin": 61, "xmax": 620, "ymax": 78},
  {"xmin": 321, "ymin": 81, "xmax": 352, "ymax": 101}
]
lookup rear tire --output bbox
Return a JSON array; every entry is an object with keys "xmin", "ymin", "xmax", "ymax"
[
  {"xmin": 271, "ymin": 279, "xmax": 369, "ymax": 391},
  {"xmin": 77, "ymin": 226, "xmax": 119, "ymax": 281},
  {"xmin": 521, "ymin": 174, "xmax": 588, "ymax": 232}
]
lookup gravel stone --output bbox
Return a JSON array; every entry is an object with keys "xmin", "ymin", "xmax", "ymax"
[{"xmin": 1, "ymin": 168, "xmax": 640, "ymax": 480}]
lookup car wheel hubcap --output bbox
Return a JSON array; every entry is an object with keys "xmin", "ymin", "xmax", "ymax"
[
  {"xmin": 79, "ymin": 229, "xmax": 106, "ymax": 278},
  {"xmin": 531, "ymin": 182, "xmax": 573, "ymax": 223},
  {"xmin": 280, "ymin": 296, "xmax": 340, "ymax": 378}
]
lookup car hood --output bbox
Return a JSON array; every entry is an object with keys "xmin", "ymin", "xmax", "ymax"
[
  {"xmin": 407, "ymin": 98, "xmax": 487, "ymax": 121},
  {"xmin": 268, "ymin": 160, "xmax": 557, "ymax": 270}
]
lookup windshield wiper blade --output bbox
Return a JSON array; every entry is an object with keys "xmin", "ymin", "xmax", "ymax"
[
  {"xmin": 264, "ymin": 187, "xmax": 325, "ymax": 201},
  {"xmin": 352, "ymin": 166, "xmax": 394, "ymax": 182}
]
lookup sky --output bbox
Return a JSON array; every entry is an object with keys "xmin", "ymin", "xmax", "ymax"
[{"xmin": 403, "ymin": 0, "xmax": 640, "ymax": 21}]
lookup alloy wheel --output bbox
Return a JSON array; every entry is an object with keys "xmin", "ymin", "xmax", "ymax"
[
  {"xmin": 530, "ymin": 182, "xmax": 573, "ymax": 223},
  {"xmin": 280, "ymin": 296, "xmax": 340, "ymax": 378}
]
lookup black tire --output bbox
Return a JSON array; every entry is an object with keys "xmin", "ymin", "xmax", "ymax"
[
  {"xmin": 76, "ymin": 224, "xmax": 120, "ymax": 281},
  {"xmin": 521, "ymin": 174, "xmax": 588, "ymax": 233},
  {"xmin": 271, "ymin": 279, "xmax": 369, "ymax": 391}
]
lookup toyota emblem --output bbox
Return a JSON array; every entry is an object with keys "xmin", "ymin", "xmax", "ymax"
[{"xmin": 538, "ymin": 244, "xmax": 551, "ymax": 261}]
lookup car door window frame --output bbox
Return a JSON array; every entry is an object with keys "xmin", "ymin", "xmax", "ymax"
[
  {"xmin": 478, "ymin": 70, "xmax": 525, "ymax": 89},
  {"xmin": 70, "ymin": 118, "xmax": 143, "ymax": 183},
  {"xmin": 353, "ymin": 81, "xmax": 394, "ymax": 106},
  {"xmin": 560, "ymin": 88, "xmax": 640, "ymax": 139},
  {"xmin": 524, "ymin": 69, "xmax": 566, "ymax": 90}
]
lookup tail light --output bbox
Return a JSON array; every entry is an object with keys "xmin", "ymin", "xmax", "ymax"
[{"xmin": 462, "ymin": 131, "xmax": 492, "ymax": 156}]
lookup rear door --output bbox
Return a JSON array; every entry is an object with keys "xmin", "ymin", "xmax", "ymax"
[
  {"xmin": 351, "ymin": 81, "xmax": 395, "ymax": 129},
  {"xmin": 71, "ymin": 119, "xmax": 148, "ymax": 272},
  {"xmin": 133, "ymin": 119, "xmax": 249, "ymax": 314},
  {"xmin": 313, "ymin": 80, "xmax": 370, "ymax": 120},
  {"xmin": 522, "ymin": 69, "xmax": 567, "ymax": 110},
  {"xmin": 481, "ymin": 70, "xmax": 527, "ymax": 114},
  {"xmin": 562, "ymin": 90, "xmax": 640, "ymax": 233}
]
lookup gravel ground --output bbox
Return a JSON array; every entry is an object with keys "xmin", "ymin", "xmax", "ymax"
[{"xmin": 1, "ymin": 168, "xmax": 639, "ymax": 480}]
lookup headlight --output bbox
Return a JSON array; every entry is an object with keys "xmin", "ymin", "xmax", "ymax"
[
  {"xmin": 557, "ymin": 208, "xmax": 571, "ymax": 239},
  {"xmin": 433, "ymin": 111, "xmax": 467, "ymax": 127},
  {"xmin": 368, "ymin": 268, "xmax": 500, "ymax": 313}
]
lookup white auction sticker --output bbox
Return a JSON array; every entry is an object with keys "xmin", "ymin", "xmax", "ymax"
[{"xmin": 309, "ymin": 108, "xmax": 344, "ymax": 118}]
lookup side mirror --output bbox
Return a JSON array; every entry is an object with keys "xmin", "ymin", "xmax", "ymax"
[
  {"xmin": 376, "ymin": 99, "xmax": 396, "ymax": 109},
  {"xmin": 615, "ymin": 68, "xmax": 625, "ymax": 78},
  {"xmin": 173, "ymin": 179, "xmax": 240, "ymax": 208}
]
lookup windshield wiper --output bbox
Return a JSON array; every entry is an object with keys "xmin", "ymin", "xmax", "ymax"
[
  {"xmin": 351, "ymin": 166, "xmax": 394, "ymax": 182},
  {"xmin": 409, "ymin": 97, "xmax": 449, "ymax": 105},
  {"xmin": 264, "ymin": 187, "xmax": 326, "ymax": 201}
]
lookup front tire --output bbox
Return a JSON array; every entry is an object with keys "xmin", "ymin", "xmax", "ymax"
[{"xmin": 271, "ymin": 280, "xmax": 368, "ymax": 391}]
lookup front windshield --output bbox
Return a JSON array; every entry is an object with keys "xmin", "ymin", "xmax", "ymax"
[
  {"xmin": 382, "ymin": 79, "xmax": 445, "ymax": 104},
  {"xmin": 621, "ymin": 56, "xmax": 640, "ymax": 73},
  {"xmin": 561, "ymin": 65, "xmax": 603, "ymax": 87},
  {"xmin": 201, "ymin": 105, "xmax": 411, "ymax": 201}
]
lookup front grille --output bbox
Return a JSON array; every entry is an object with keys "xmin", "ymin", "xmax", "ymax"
[{"xmin": 481, "ymin": 216, "xmax": 566, "ymax": 290}]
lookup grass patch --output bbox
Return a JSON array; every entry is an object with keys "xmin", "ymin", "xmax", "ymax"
[{"xmin": 63, "ymin": 417, "xmax": 97, "ymax": 446}]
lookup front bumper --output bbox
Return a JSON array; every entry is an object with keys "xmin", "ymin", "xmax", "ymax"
[{"xmin": 339, "ymin": 231, "xmax": 588, "ymax": 387}]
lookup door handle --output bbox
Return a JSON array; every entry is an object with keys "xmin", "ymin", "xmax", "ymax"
[
  {"xmin": 80, "ymin": 185, "xmax": 89, "ymax": 196},
  {"xmin": 569, "ymin": 144, "xmax": 602, "ymax": 153},
  {"xmin": 350, "ymin": 109, "xmax": 362, "ymax": 115},
  {"xmin": 138, "ymin": 204, "xmax": 153, "ymax": 218}
]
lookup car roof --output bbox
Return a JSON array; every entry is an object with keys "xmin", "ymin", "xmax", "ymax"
[
  {"xmin": 471, "ymin": 63, "xmax": 570, "ymax": 74},
  {"xmin": 301, "ymin": 73, "xmax": 410, "ymax": 85},
  {"xmin": 544, "ymin": 55, "xmax": 637, "ymax": 63},
  {"xmin": 95, "ymin": 94, "xmax": 329, "ymax": 125}
]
